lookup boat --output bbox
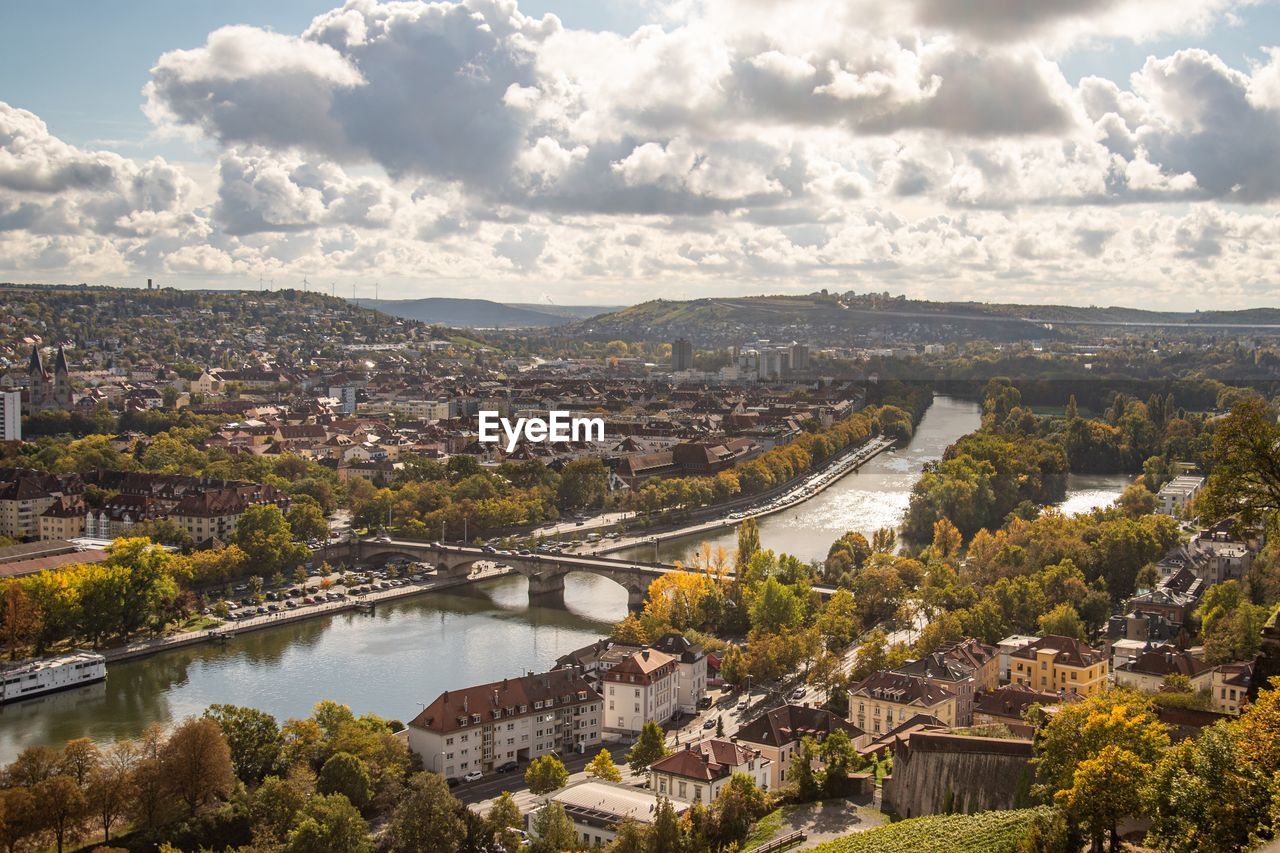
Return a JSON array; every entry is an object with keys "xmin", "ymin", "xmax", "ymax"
[{"xmin": 1, "ymin": 651, "xmax": 107, "ymax": 704}]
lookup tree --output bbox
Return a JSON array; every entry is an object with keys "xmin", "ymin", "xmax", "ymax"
[
  {"xmin": 34, "ymin": 775, "xmax": 85, "ymax": 853},
  {"xmin": 287, "ymin": 498, "xmax": 330, "ymax": 543},
  {"xmin": 820, "ymin": 728, "xmax": 859, "ymax": 797},
  {"xmin": 0, "ymin": 786, "xmax": 37, "ymax": 853},
  {"xmin": 736, "ymin": 519, "xmax": 760, "ymax": 576},
  {"xmin": 530, "ymin": 801, "xmax": 577, "ymax": 853},
  {"xmin": 0, "ymin": 582, "xmax": 41, "ymax": 660},
  {"xmin": 1117, "ymin": 484, "xmax": 1156, "ymax": 518},
  {"xmin": 286, "ymin": 793, "xmax": 371, "ymax": 853},
  {"xmin": 651, "ymin": 795, "xmax": 683, "ymax": 853},
  {"xmin": 160, "ymin": 716, "xmax": 235, "ymax": 817},
  {"xmin": 59, "ymin": 737, "xmax": 100, "ymax": 786},
  {"xmin": 206, "ymin": 703, "xmax": 282, "ymax": 785},
  {"xmin": 557, "ymin": 458, "xmax": 609, "ymax": 510},
  {"xmin": 86, "ymin": 743, "xmax": 135, "ymax": 845},
  {"xmin": 709, "ymin": 773, "xmax": 768, "ymax": 847},
  {"xmin": 585, "ymin": 748, "xmax": 623, "ymax": 783},
  {"xmin": 250, "ymin": 770, "xmax": 312, "ymax": 842},
  {"xmin": 1198, "ymin": 397, "xmax": 1280, "ymax": 526},
  {"xmin": 849, "ymin": 629, "xmax": 888, "ymax": 681},
  {"xmin": 789, "ymin": 738, "xmax": 821, "ymax": 802},
  {"xmin": 387, "ymin": 772, "xmax": 466, "ymax": 853},
  {"xmin": 1062, "ymin": 744, "xmax": 1148, "ymax": 852},
  {"xmin": 1037, "ymin": 603, "xmax": 1086, "ymax": 642},
  {"xmin": 234, "ymin": 504, "xmax": 309, "ymax": 577},
  {"xmin": 485, "ymin": 791, "xmax": 523, "ymax": 852},
  {"xmin": 749, "ymin": 576, "xmax": 802, "ymax": 635},
  {"xmin": 626, "ymin": 721, "xmax": 670, "ymax": 774},
  {"xmin": 317, "ymin": 751, "xmax": 373, "ymax": 809},
  {"xmin": 525, "ymin": 754, "xmax": 570, "ymax": 794}
]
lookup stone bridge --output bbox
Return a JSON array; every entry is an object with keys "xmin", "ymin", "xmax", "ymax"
[
  {"xmin": 313, "ymin": 537, "xmax": 837, "ymax": 611},
  {"xmin": 317, "ymin": 538, "xmax": 668, "ymax": 609}
]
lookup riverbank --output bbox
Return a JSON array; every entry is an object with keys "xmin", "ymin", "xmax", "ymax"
[{"xmin": 102, "ymin": 565, "xmax": 514, "ymax": 664}]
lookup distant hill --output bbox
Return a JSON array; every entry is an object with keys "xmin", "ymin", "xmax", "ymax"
[
  {"xmin": 352, "ymin": 298, "xmax": 615, "ymax": 328},
  {"xmin": 572, "ymin": 292, "xmax": 1280, "ymax": 345}
]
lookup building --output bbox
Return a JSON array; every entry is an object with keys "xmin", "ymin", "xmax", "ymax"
[
  {"xmin": 671, "ymin": 339, "xmax": 693, "ymax": 372},
  {"xmin": 848, "ymin": 671, "xmax": 957, "ymax": 734},
  {"xmin": 789, "ymin": 343, "xmax": 810, "ymax": 371},
  {"xmin": 1113, "ymin": 645, "xmax": 1212, "ymax": 694},
  {"xmin": 532, "ymin": 780, "xmax": 691, "ymax": 849},
  {"xmin": 38, "ymin": 495, "xmax": 87, "ymax": 541},
  {"xmin": 170, "ymin": 483, "xmax": 290, "ymax": 541},
  {"xmin": 1210, "ymin": 661, "xmax": 1254, "ymax": 714},
  {"xmin": 734, "ymin": 703, "xmax": 862, "ymax": 791},
  {"xmin": 995, "ymin": 635, "xmax": 1040, "ymax": 682},
  {"xmin": 972, "ymin": 683, "xmax": 1065, "ymax": 730},
  {"xmin": 648, "ymin": 739, "xmax": 771, "ymax": 803},
  {"xmin": 651, "ymin": 633, "xmax": 708, "ymax": 714},
  {"xmin": 26, "ymin": 345, "xmax": 73, "ymax": 413},
  {"xmin": 0, "ymin": 390, "xmax": 20, "ymax": 441},
  {"xmin": 603, "ymin": 649, "xmax": 677, "ymax": 738},
  {"xmin": 1008, "ymin": 635, "xmax": 1109, "ymax": 697},
  {"xmin": 1157, "ymin": 475, "xmax": 1204, "ymax": 516},
  {"xmin": 407, "ymin": 669, "xmax": 601, "ymax": 779},
  {"xmin": 891, "ymin": 638, "xmax": 998, "ymax": 726},
  {"xmin": 0, "ymin": 469, "xmax": 83, "ymax": 540}
]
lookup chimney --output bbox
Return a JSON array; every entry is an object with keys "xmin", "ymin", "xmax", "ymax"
[{"xmin": 642, "ymin": 650, "xmax": 650, "ymax": 661}]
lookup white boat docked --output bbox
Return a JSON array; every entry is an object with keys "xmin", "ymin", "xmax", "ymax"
[{"xmin": 1, "ymin": 651, "xmax": 107, "ymax": 703}]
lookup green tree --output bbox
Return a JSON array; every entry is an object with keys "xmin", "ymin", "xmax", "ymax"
[
  {"xmin": 626, "ymin": 721, "xmax": 670, "ymax": 774},
  {"xmin": 820, "ymin": 728, "xmax": 859, "ymax": 797},
  {"xmin": 1062, "ymin": 744, "xmax": 1149, "ymax": 852},
  {"xmin": 709, "ymin": 773, "xmax": 768, "ymax": 847},
  {"xmin": 525, "ymin": 754, "xmax": 570, "ymax": 794},
  {"xmin": 317, "ymin": 751, "xmax": 373, "ymax": 809},
  {"xmin": 205, "ymin": 703, "xmax": 281, "ymax": 785},
  {"xmin": 234, "ymin": 504, "xmax": 309, "ymax": 578},
  {"xmin": 750, "ymin": 576, "xmax": 803, "ymax": 634},
  {"xmin": 1198, "ymin": 397, "xmax": 1280, "ymax": 525},
  {"xmin": 651, "ymin": 795, "xmax": 683, "ymax": 853},
  {"xmin": 789, "ymin": 737, "xmax": 821, "ymax": 802},
  {"xmin": 286, "ymin": 793, "xmax": 371, "ymax": 853},
  {"xmin": 1037, "ymin": 603, "xmax": 1086, "ymax": 642},
  {"xmin": 287, "ymin": 497, "xmax": 330, "ymax": 543},
  {"xmin": 486, "ymin": 791, "xmax": 523, "ymax": 852},
  {"xmin": 557, "ymin": 458, "xmax": 609, "ymax": 510},
  {"xmin": 387, "ymin": 772, "xmax": 466, "ymax": 853},
  {"xmin": 250, "ymin": 771, "xmax": 311, "ymax": 842},
  {"xmin": 530, "ymin": 801, "xmax": 577, "ymax": 853},
  {"xmin": 585, "ymin": 748, "xmax": 623, "ymax": 783}
]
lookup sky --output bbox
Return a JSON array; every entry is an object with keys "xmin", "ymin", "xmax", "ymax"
[{"xmin": 2, "ymin": 0, "xmax": 1280, "ymax": 309}]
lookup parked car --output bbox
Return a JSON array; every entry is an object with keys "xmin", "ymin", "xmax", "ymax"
[
  {"xmin": 496, "ymin": 761, "xmax": 519, "ymax": 773},
  {"xmin": 462, "ymin": 770, "xmax": 483, "ymax": 783},
  {"xmin": 697, "ymin": 696, "xmax": 713, "ymax": 710},
  {"xmin": 445, "ymin": 777, "xmax": 460, "ymax": 788},
  {"xmin": 702, "ymin": 718, "xmax": 717, "ymax": 730},
  {"xmin": 790, "ymin": 686, "xmax": 806, "ymax": 700},
  {"xmin": 736, "ymin": 699, "xmax": 748, "ymax": 711}
]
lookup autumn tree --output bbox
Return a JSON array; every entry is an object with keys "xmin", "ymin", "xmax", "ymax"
[
  {"xmin": 161, "ymin": 716, "xmax": 235, "ymax": 817},
  {"xmin": 1062, "ymin": 744, "xmax": 1149, "ymax": 851},
  {"xmin": 530, "ymin": 801, "xmax": 577, "ymax": 853},
  {"xmin": 585, "ymin": 748, "xmax": 622, "ymax": 783},
  {"xmin": 206, "ymin": 703, "xmax": 282, "ymax": 785},
  {"xmin": 35, "ymin": 775, "xmax": 85, "ymax": 853},
  {"xmin": 485, "ymin": 791, "xmax": 523, "ymax": 851},
  {"xmin": 317, "ymin": 751, "xmax": 373, "ymax": 809},
  {"xmin": 0, "ymin": 582, "xmax": 40, "ymax": 660},
  {"xmin": 286, "ymin": 793, "xmax": 371, "ymax": 853}
]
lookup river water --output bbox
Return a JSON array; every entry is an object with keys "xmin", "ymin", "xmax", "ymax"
[{"xmin": 0, "ymin": 396, "xmax": 1129, "ymax": 761}]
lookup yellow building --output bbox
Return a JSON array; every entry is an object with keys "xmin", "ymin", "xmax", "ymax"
[
  {"xmin": 1009, "ymin": 635, "xmax": 1108, "ymax": 696},
  {"xmin": 848, "ymin": 671, "xmax": 957, "ymax": 734}
]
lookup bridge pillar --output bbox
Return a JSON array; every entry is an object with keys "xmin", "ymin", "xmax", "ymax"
[
  {"xmin": 526, "ymin": 570, "xmax": 567, "ymax": 608},
  {"xmin": 627, "ymin": 585, "xmax": 646, "ymax": 612}
]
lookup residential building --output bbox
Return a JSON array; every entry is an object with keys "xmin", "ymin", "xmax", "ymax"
[
  {"xmin": 0, "ymin": 390, "xmax": 19, "ymax": 441},
  {"xmin": 1157, "ymin": 475, "xmax": 1204, "ymax": 516},
  {"xmin": 1008, "ymin": 635, "xmax": 1109, "ymax": 697},
  {"xmin": 407, "ymin": 670, "xmax": 601, "ymax": 778},
  {"xmin": 649, "ymin": 739, "xmax": 771, "ymax": 803},
  {"xmin": 533, "ymin": 780, "xmax": 691, "ymax": 849},
  {"xmin": 1113, "ymin": 645, "xmax": 1212, "ymax": 694},
  {"xmin": 170, "ymin": 483, "xmax": 290, "ymax": 541},
  {"xmin": 1210, "ymin": 661, "xmax": 1254, "ymax": 715},
  {"xmin": 972, "ymin": 683, "xmax": 1065, "ymax": 730},
  {"xmin": 651, "ymin": 633, "xmax": 707, "ymax": 714},
  {"xmin": 995, "ymin": 635, "xmax": 1039, "ymax": 682},
  {"xmin": 671, "ymin": 338, "xmax": 693, "ymax": 372},
  {"xmin": 0, "ymin": 469, "xmax": 82, "ymax": 540},
  {"xmin": 38, "ymin": 495, "xmax": 86, "ymax": 541},
  {"xmin": 603, "ymin": 649, "xmax": 677, "ymax": 738},
  {"xmin": 733, "ymin": 703, "xmax": 861, "ymax": 791},
  {"xmin": 848, "ymin": 671, "xmax": 957, "ymax": 734}
]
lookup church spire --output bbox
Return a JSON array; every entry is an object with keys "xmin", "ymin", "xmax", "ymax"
[
  {"xmin": 28, "ymin": 344, "xmax": 47, "ymax": 378},
  {"xmin": 54, "ymin": 345, "xmax": 70, "ymax": 376}
]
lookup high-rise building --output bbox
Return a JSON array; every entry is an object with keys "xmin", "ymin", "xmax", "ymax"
[
  {"xmin": 790, "ymin": 343, "xmax": 810, "ymax": 371},
  {"xmin": 671, "ymin": 338, "xmax": 693, "ymax": 372},
  {"xmin": 0, "ymin": 391, "xmax": 20, "ymax": 441}
]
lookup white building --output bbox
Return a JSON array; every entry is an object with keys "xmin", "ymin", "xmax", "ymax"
[
  {"xmin": 648, "ymin": 739, "xmax": 772, "ymax": 803},
  {"xmin": 995, "ymin": 635, "xmax": 1040, "ymax": 682},
  {"xmin": 1157, "ymin": 475, "xmax": 1204, "ymax": 516},
  {"xmin": 532, "ymin": 780, "xmax": 691, "ymax": 849},
  {"xmin": 407, "ymin": 670, "xmax": 601, "ymax": 779},
  {"xmin": 652, "ymin": 633, "xmax": 708, "ymax": 714},
  {"xmin": 603, "ymin": 648, "xmax": 677, "ymax": 739},
  {"xmin": 0, "ymin": 391, "xmax": 19, "ymax": 441}
]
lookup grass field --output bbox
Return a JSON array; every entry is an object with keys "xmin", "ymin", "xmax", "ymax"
[{"xmin": 809, "ymin": 808, "xmax": 1048, "ymax": 853}]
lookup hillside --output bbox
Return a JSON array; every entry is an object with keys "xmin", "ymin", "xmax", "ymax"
[
  {"xmin": 573, "ymin": 292, "xmax": 1280, "ymax": 346},
  {"xmin": 354, "ymin": 297, "xmax": 614, "ymax": 328}
]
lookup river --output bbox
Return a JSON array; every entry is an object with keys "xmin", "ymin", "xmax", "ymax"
[{"xmin": 0, "ymin": 396, "xmax": 1130, "ymax": 761}]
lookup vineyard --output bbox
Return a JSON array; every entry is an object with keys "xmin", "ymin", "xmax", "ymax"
[{"xmin": 810, "ymin": 808, "xmax": 1049, "ymax": 853}]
